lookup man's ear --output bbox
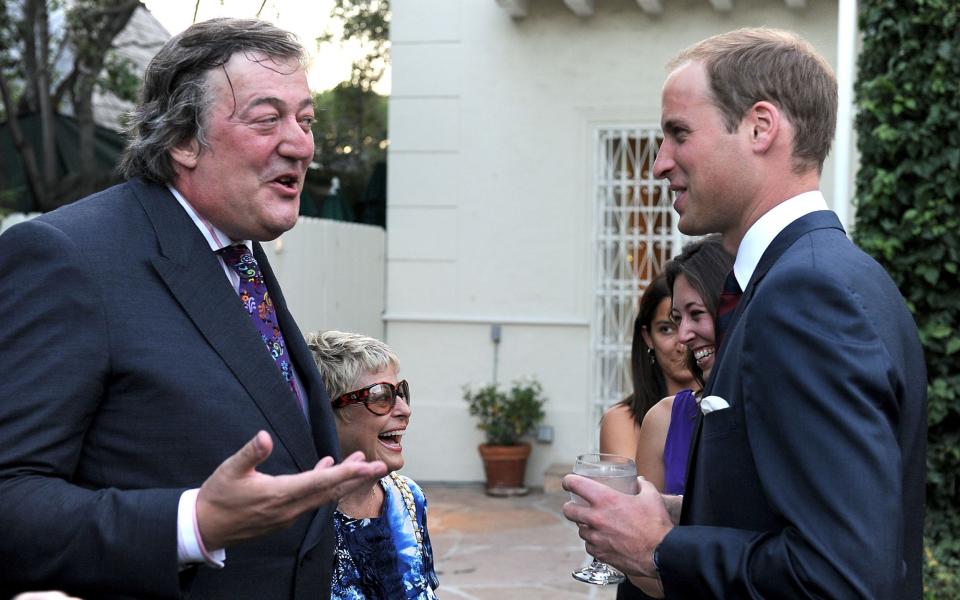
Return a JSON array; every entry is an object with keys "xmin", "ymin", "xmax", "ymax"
[
  {"xmin": 745, "ymin": 101, "xmax": 780, "ymax": 155},
  {"xmin": 169, "ymin": 138, "xmax": 200, "ymax": 170}
]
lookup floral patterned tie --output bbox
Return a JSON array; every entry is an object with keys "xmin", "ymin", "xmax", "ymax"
[{"xmin": 219, "ymin": 244, "xmax": 305, "ymax": 415}]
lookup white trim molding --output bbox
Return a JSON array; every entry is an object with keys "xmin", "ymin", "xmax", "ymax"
[
  {"xmin": 564, "ymin": 0, "xmax": 595, "ymax": 17},
  {"xmin": 495, "ymin": 0, "xmax": 528, "ymax": 18},
  {"xmin": 382, "ymin": 313, "xmax": 589, "ymax": 327},
  {"xmin": 708, "ymin": 0, "xmax": 734, "ymax": 11},
  {"xmin": 636, "ymin": 0, "xmax": 664, "ymax": 14}
]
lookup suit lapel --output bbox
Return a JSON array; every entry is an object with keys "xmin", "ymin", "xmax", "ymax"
[
  {"xmin": 751, "ymin": 209, "xmax": 844, "ymax": 281},
  {"xmin": 131, "ymin": 180, "xmax": 318, "ymax": 472},
  {"xmin": 681, "ymin": 210, "xmax": 845, "ymax": 522},
  {"xmin": 707, "ymin": 210, "xmax": 845, "ymax": 388}
]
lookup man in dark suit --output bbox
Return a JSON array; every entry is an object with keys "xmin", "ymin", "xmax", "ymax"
[
  {"xmin": 0, "ymin": 18, "xmax": 386, "ymax": 599},
  {"xmin": 564, "ymin": 28, "xmax": 927, "ymax": 598}
]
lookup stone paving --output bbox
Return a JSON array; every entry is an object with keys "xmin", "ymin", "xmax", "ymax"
[{"xmin": 422, "ymin": 483, "xmax": 618, "ymax": 600}]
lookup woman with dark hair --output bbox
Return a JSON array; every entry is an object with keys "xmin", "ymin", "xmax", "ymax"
[
  {"xmin": 635, "ymin": 235, "xmax": 732, "ymax": 494},
  {"xmin": 600, "ymin": 272, "xmax": 695, "ymax": 463},
  {"xmin": 624, "ymin": 235, "xmax": 733, "ymax": 599}
]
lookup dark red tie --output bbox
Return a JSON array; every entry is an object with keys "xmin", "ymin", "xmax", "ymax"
[
  {"xmin": 219, "ymin": 244, "xmax": 305, "ymax": 415},
  {"xmin": 716, "ymin": 270, "xmax": 742, "ymax": 346}
]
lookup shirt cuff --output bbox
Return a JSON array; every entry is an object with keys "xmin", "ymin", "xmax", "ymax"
[{"xmin": 177, "ymin": 488, "xmax": 226, "ymax": 568}]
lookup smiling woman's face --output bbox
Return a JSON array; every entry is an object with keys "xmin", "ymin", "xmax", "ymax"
[
  {"xmin": 334, "ymin": 366, "xmax": 411, "ymax": 474},
  {"xmin": 643, "ymin": 297, "xmax": 694, "ymax": 390},
  {"xmin": 671, "ymin": 273, "xmax": 717, "ymax": 376}
]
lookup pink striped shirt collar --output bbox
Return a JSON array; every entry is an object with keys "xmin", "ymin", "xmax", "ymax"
[{"xmin": 167, "ymin": 185, "xmax": 252, "ymax": 253}]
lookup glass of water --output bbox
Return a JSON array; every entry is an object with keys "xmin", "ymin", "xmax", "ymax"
[{"xmin": 570, "ymin": 453, "xmax": 639, "ymax": 586}]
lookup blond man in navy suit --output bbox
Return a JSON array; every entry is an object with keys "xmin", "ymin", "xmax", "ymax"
[{"xmin": 565, "ymin": 28, "xmax": 926, "ymax": 599}]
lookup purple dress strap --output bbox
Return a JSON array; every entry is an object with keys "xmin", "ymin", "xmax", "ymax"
[{"xmin": 662, "ymin": 389, "xmax": 698, "ymax": 495}]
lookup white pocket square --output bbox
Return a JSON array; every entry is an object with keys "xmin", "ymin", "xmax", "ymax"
[{"xmin": 700, "ymin": 395, "xmax": 730, "ymax": 415}]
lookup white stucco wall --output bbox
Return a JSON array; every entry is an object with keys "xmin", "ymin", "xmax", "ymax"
[
  {"xmin": 265, "ymin": 218, "xmax": 386, "ymax": 341},
  {"xmin": 387, "ymin": 0, "xmax": 840, "ymax": 484}
]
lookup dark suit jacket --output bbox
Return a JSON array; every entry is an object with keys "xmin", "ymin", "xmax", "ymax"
[
  {"xmin": 658, "ymin": 211, "xmax": 927, "ymax": 598},
  {"xmin": 0, "ymin": 179, "xmax": 342, "ymax": 599}
]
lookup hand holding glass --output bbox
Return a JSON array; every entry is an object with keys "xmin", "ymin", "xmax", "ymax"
[{"xmin": 570, "ymin": 453, "xmax": 639, "ymax": 585}]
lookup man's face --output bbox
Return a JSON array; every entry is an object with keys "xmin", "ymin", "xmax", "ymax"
[
  {"xmin": 173, "ymin": 52, "xmax": 315, "ymax": 242},
  {"xmin": 653, "ymin": 61, "xmax": 753, "ymax": 239}
]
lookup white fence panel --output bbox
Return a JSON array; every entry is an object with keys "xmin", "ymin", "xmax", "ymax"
[{"xmin": 264, "ymin": 217, "xmax": 386, "ymax": 340}]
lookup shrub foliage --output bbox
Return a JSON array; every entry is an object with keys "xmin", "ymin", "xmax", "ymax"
[
  {"xmin": 463, "ymin": 379, "xmax": 547, "ymax": 446},
  {"xmin": 853, "ymin": 1, "xmax": 960, "ymax": 596}
]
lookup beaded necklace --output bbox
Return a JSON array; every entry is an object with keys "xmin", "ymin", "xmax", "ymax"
[{"xmin": 389, "ymin": 472, "xmax": 425, "ymax": 556}]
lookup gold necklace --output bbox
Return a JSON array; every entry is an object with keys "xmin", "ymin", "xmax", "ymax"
[{"xmin": 390, "ymin": 472, "xmax": 424, "ymax": 554}]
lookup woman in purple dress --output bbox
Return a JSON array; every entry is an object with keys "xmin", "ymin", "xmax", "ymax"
[
  {"xmin": 623, "ymin": 236, "xmax": 732, "ymax": 599},
  {"xmin": 636, "ymin": 236, "xmax": 732, "ymax": 493},
  {"xmin": 600, "ymin": 272, "xmax": 695, "ymax": 462}
]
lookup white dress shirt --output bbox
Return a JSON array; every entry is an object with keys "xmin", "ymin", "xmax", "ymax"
[{"xmin": 731, "ymin": 190, "xmax": 830, "ymax": 290}]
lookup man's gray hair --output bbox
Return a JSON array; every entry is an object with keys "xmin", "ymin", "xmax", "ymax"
[
  {"xmin": 119, "ymin": 18, "xmax": 306, "ymax": 183},
  {"xmin": 306, "ymin": 330, "xmax": 400, "ymax": 401}
]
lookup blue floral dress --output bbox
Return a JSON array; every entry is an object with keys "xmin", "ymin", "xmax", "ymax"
[{"xmin": 331, "ymin": 473, "xmax": 440, "ymax": 599}]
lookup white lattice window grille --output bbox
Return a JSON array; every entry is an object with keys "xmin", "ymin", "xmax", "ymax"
[{"xmin": 591, "ymin": 126, "xmax": 690, "ymax": 438}]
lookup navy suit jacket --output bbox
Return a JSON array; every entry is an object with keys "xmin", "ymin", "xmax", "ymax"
[
  {"xmin": 0, "ymin": 180, "xmax": 342, "ymax": 599},
  {"xmin": 658, "ymin": 211, "xmax": 927, "ymax": 598}
]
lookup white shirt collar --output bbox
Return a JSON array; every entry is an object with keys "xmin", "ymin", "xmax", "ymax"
[
  {"xmin": 732, "ymin": 190, "xmax": 829, "ymax": 289},
  {"xmin": 167, "ymin": 184, "xmax": 252, "ymax": 253}
]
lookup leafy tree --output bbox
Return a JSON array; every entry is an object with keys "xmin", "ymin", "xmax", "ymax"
[
  {"xmin": 0, "ymin": 0, "xmax": 141, "ymax": 213},
  {"xmin": 853, "ymin": 1, "xmax": 960, "ymax": 596},
  {"xmin": 309, "ymin": 83, "xmax": 387, "ymax": 224},
  {"xmin": 311, "ymin": 0, "xmax": 390, "ymax": 225},
  {"xmin": 318, "ymin": 0, "xmax": 389, "ymax": 92}
]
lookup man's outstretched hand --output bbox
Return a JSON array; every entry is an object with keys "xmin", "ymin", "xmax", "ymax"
[{"xmin": 196, "ymin": 431, "xmax": 387, "ymax": 550}]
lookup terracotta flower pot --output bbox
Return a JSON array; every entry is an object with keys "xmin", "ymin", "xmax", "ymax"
[{"xmin": 478, "ymin": 442, "xmax": 531, "ymax": 496}]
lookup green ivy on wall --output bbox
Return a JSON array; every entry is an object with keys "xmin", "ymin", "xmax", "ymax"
[{"xmin": 853, "ymin": 1, "xmax": 960, "ymax": 597}]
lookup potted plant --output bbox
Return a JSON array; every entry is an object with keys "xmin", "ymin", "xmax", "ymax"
[{"xmin": 463, "ymin": 378, "xmax": 547, "ymax": 496}]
